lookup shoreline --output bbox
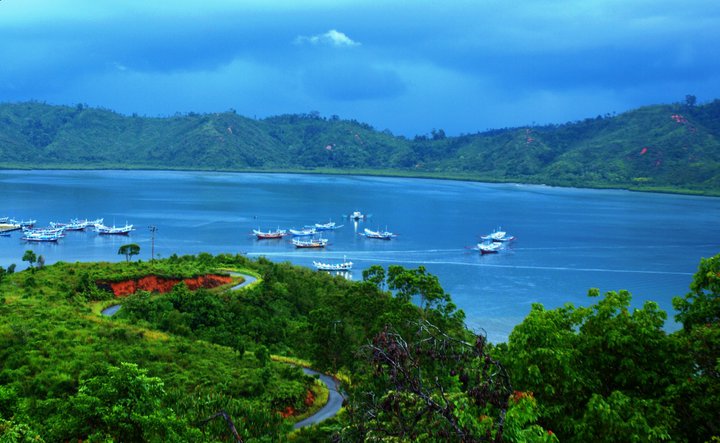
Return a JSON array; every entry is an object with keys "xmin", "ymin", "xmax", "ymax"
[{"xmin": 1, "ymin": 166, "xmax": 717, "ymax": 198}]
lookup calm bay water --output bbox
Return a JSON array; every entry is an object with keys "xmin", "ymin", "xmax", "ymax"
[{"xmin": 2, "ymin": 170, "xmax": 718, "ymax": 342}]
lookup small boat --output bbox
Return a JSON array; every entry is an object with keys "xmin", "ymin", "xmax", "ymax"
[
  {"xmin": 84, "ymin": 218, "xmax": 104, "ymax": 228},
  {"xmin": 313, "ymin": 258, "xmax": 353, "ymax": 271},
  {"xmin": 347, "ymin": 211, "xmax": 368, "ymax": 220},
  {"xmin": 9, "ymin": 218, "xmax": 36, "ymax": 228},
  {"xmin": 481, "ymin": 228, "xmax": 515, "ymax": 242},
  {"xmin": 292, "ymin": 237, "xmax": 329, "ymax": 248},
  {"xmin": 22, "ymin": 231, "xmax": 62, "ymax": 242},
  {"xmin": 253, "ymin": 228, "xmax": 287, "ymax": 239},
  {"xmin": 476, "ymin": 242, "xmax": 502, "ymax": 254},
  {"xmin": 310, "ymin": 221, "xmax": 344, "ymax": 231},
  {"xmin": 361, "ymin": 228, "xmax": 397, "ymax": 240},
  {"xmin": 96, "ymin": 223, "xmax": 134, "ymax": 235},
  {"xmin": 23, "ymin": 226, "xmax": 65, "ymax": 236},
  {"xmin": 50, "ymin": 219, "xmax": 88, "ymax": 231},
  {"xmin": 289, "ymin": 227, "xmax": 318, "ymax": 236}
]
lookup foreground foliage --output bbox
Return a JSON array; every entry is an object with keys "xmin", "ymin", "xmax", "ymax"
[
  {"xmin": 497, "ymin": 254, "xmax": 720, "ymax": 442},
  {"xmin": 1, "ymin": 251, "xmax": 719, "ymax": 441}
]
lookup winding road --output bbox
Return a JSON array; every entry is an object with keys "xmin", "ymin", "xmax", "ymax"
[
  {"xmin": 295, "ymin": 368, "xmax": 345, "ymax": 429},
  {"xmin": 100, "ymin": 272, "xmax": 343, "ymax": 429}
]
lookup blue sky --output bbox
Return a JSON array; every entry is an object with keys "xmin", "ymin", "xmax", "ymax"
[{"xmin": 1, "ymin": 0, "xmax": 719, "ymax": 136}]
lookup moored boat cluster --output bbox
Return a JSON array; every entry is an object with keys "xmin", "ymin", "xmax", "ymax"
[
  {"xmin": 252, "ymin": 212, "xmax": 400, "ymax": 272},
  {"xmin": 474, "ymin": 228, "xmax": 516, "ymax": 254},
  {"xmin": 1, "ymin": 216, "xmax": 135, "ymax": 242}
]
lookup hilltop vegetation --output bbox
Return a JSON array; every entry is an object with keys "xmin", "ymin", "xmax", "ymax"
[
  {"xmin": 1, "ymin": 252, "xmax": 719, "ymax": 441},
  {"xmin": 1, "ymin": 99, "xmax": 719, "ymax": 194}
]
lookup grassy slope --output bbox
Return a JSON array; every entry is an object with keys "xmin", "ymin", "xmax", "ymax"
[{"xmin": 0, "ymin": 261, "xmax": 313, "ymax": 440}]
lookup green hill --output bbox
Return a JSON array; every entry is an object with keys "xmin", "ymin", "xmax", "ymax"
[{"xmin": 1, "ymin": 100, "xmax": 719, "ymax": 194}]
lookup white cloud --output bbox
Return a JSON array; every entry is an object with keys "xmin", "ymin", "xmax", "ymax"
[{"xmin": 294, "ymin": 29, "xmax": 360, "ymax": 47}]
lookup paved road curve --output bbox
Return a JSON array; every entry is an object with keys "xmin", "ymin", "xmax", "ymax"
[{"xmin": 294, "ymin": 368, "xmax": 344, "ymax": 429}]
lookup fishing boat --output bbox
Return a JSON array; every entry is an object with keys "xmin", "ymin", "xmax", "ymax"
[
  {"xmin": 481, "ymin": 228, "xmax": 515, "ymax": 242},
  {"xmin": 292, "ymin": 237, "xmax": 329, "ymax": 248},
  {"xmin": 311, "ymin": 221, "xmax": 344, "ymax": 231},
  {"xmin": 84, "ymin": 218, "xmax": 104, "ymax": 228},
  {"xmin": 289, "ymin": 227, "xmax": 318, "ymax": 236},
  {"xmin": 313, "ymin": 258, "xmax": 353, "ymax": 271},
  {"xmin": 23, "ymin": 226, "xmax": 65, "ymax": 236},
  {"xmin": 50, "ymin": 219, "xmax": 88, "ymax": 231},
  {"xmin": 252, "ymin": 228, "xmax": 287, "ymax": 239},
  {"xmin": 96, "ymin": 223, "xmax": 134, "ymax": 235},
  {"xmin": 476, "ymin": 242, "xmax": 502, "ymax": 254},
  {"xmin": 22, "ymin": 231, "xmax": 62, "ymax": 242},
  {"xmin": 347, "ymin": 211, "xmax": 369, "ymax": 220},
  {"xmin": 361, "ymin": 228, "xmax": 397, "ymax": 240},
  {"xmin": 9, "ymin": 218, "xmax": 36, "ymax": 228}
]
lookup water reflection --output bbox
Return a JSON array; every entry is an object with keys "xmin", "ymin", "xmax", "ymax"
[{"xmin": 317, "ymin": 270, "xmax": 353, "ymax": 280}]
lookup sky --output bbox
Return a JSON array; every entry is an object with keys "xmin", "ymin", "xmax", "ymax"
[{"xmin": 1, "ymin": 0, "xmax": 719, "ymax": 137}]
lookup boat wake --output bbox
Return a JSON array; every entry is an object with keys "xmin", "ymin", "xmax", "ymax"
[{"xmin": 244, "ymin": 252, "xmax": 693, "ymax": 276}]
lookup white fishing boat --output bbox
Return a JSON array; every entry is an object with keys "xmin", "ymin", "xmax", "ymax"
[
  {"xmin": 252, "ymin": 228, "xmax": 287, "ymax": 239},
  {"xmin": 50, "ymin": 219, "xmax": 88, "ymax": 231},
  {"xmin": 313, "ymin": 258, "xmax": 353, "ymax": 271},
  {"xmin": 361, "ymin": 227, "xmax": 397, "ymax": 240},
  {"xmin": 311, "ymin": 221, "xmax": 344, "ymax": 231},
  {"xmin": 292, "ymin": 237, "xmax": 329, "ymax": 248},
  {"xmin": 85, "ymin": 218, "xmax": 104, "ymax": 228},
  {"xmin": 22, "ymin": 231, "xmax": 62, "ymax": 242},
  {"xmin": 481, "ymin": 228, "xmax": 515, "ymax": 242},
  {"xmin": 23, "ymin": 226, "xmax": 65, "ymax": 236},
  {"xmin": 96, "ymin": 223, "xmax": 134, "ymax": 235},
  {"xmin": 289, "ymin": 227, "xmax": 318, "ymax": 236}
]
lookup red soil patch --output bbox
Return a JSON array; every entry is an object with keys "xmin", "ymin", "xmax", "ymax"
[{"xmin": 98, "ymin": 274, "xmax": 233, "ymax": 297}]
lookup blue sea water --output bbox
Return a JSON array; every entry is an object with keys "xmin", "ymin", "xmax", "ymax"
[{"xmin": 1, "ymin": 170, "xmax": 718, "ymax": 342}]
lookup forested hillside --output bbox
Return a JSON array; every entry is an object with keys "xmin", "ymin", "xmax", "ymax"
[
  {"xmin": 1, "ymin": 100, "xmax": 719, "ymax": 194},
  {"xmin": 1, "ymin": 253, "xmax": 719, "ymax": 441}
]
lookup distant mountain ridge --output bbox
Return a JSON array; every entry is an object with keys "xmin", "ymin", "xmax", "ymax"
[{"xmin": 1, "ymin": 100, "xmax": 719, "ymax": 195}]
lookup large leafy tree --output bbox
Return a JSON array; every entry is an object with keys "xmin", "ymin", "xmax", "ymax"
[
  {"xmin": 671, "ymin": 254, "xmax": 720, "ymax": 441},
  {"xmin": 62, "ymin": 362, "xmax": 200, "ymax": 442},
  {"xmin": 500, "ymin": 289, "xmax": 679, "ymax": 441}
]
